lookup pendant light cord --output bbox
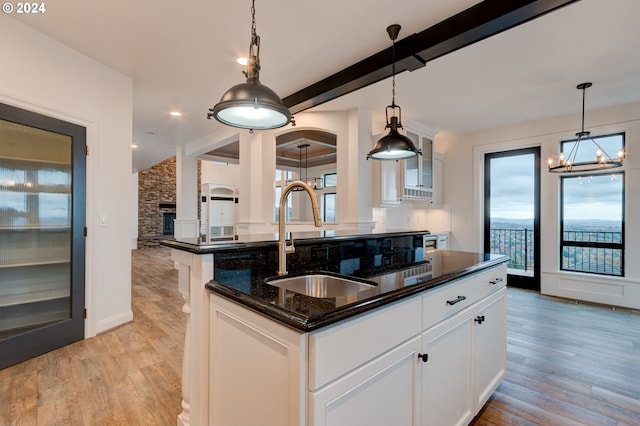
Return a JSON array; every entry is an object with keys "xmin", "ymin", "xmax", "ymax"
[
  {"xmin": 251, "ymin": 0, "xmax": 256, "ymax": 40},
  {"xmin": 580, "ymin": 84, "xmax": 586, "ymax": 134},
  {"xmin": 249, "ymin": 0, "xmax": 259, "ymax": 58},
  {"xmin": 391, "ymin": 36, "xmax": 396, "ymax": 107}
]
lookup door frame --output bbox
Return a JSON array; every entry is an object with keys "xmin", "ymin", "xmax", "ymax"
[{"xmin": 483, "ymin": 147, "xmax": 540, "ymax": 291}]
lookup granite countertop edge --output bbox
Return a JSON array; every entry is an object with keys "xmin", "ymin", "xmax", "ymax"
[{"xmin": 206, "ymin": 255, "xmax": 509, "ymax": 332}]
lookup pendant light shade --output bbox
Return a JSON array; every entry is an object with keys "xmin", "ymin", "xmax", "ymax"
[
  {"xmin": 207, "ymin": 0, "xmax": 291, "ymax": 130},
  {"xmin": 367, "ymin": 24, "xmax": 421, "ymax": 161},
  {"xmin": 367, "ymin": 112, "xmax": 420, "ymax": 160}
]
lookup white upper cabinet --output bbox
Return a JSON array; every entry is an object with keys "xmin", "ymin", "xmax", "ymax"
[{"xmin": 401, "ymin": 129, "xmax": 434, "ymax": 201}]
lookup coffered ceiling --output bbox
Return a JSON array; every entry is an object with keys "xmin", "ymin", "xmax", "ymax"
[{"xmin": 10, "ymin": 0, "xmax": 640, "ymax": 172}]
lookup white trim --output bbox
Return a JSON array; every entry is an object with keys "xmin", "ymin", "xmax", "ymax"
[
  {"xmin": 96, "ymin": 310, "xmax": 133, "ymax": 334},
  {"xmin": 542, "ymin": 270, "xmax": 640, "ymax": 310}
]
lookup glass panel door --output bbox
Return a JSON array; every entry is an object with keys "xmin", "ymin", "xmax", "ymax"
[
  {"xmin": 484, "ymin": 147, "xmax": 540, "ymax": 290},
  {"xmin": 0, "ymin": 104, "xmax": 85, "ymax": 369},
  {"xmin": 405, "ymin": 131, "xmax": 420, "ymax": 187},
  {"xmin": 421, "ymin": 136, "xmax": 433, "ymax": 190}
]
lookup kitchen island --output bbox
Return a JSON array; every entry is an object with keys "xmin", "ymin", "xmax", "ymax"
[{"xmin": 162, "ymin": 230, "xmax": 508, "ymax": 426}]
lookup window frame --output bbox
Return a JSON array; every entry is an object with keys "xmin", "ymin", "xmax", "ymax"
[
  {"xmin": 322, "ymin": 192, "xmax": 336, "ymax": 222},
  {"xmin": 559, "ymin": 134, "xmax": 625, "ymax": 277}
]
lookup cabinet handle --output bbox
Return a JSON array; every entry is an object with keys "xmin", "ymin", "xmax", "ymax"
[
  {"xmin": 489, "ymin": 278, "xmax": 504, "ymax": 285},
  {"xmin": 446, "ymin": 295, "xmax": 466, "ymax": 306},
  {"xmin": 418, "ymin": 353, "xmax": 429, "ymax": 363},
  {"xmin": 474, "ymin": 315, "xmax": 485, "ymax": 324}
]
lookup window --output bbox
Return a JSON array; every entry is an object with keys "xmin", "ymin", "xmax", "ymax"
[
  {"xmin": 323, "ymin": 172, "xmax": 337, "ymax": 188},
  {"xmin": 323, "ymin": 193, "xmax": 336, "ymax": 222},
  {"xmin": 274, "ymin": 169, "xmax": 293, "ymax": 222},
  {"xmin": 322, "ymin": 172, "xmax": 336, "ymax": 222},
  {"xmin": 560, "ymin": 134, "xmax": 624, "ymax": 276}
]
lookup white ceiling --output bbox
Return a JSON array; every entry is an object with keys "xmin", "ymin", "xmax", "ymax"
[{"xmin": 11, "ymin": 0, "xmax": 640, "ymax": 172}]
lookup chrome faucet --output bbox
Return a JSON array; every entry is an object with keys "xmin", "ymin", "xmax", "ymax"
[{"xmin": 278, "ymin": 180, "xmax": 322, "ymax": 275}]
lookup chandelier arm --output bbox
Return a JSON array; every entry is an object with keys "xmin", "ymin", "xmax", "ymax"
[
  {"xmin": 588, "ymin": 137, "xmax": 616, "ymax": 160},
  {"xmin": 564, "ymin": 137, "xmax": 580, "ymax": 163}
]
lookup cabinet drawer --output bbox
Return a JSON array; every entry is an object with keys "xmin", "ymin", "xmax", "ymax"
[
  {"xmin": 308, "ymin": 296, "xmax": 422, "ymax": 391},
  {"xmin": 474, "ymin": 265, "xmax": 507, "ymax": 300},
  {"xmin": 422, "ymin": 276, "xmax": 476, "ymax": 330}
]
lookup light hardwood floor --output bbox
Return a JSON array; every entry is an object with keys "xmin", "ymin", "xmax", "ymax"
[
  {"xmin": 1, "ymin": 247, "xmax": 639, "ymax": 425},
  {"xmin": 472, "ymin": 285, "xmax": 640, "ymax": 426},
  {"xmin": 0, "ymin": 247, "xmax": 184, "ymax": 425}
]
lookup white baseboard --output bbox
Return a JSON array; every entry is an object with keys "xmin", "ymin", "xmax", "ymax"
[{"xmin": 96, "ymin": 310, "xmax": 134, "ymax": 334}]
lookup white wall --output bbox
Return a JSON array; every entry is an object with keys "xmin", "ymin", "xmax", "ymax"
[
  {"xmin": 201, "ymin": 161, "xmax": 240, "ymax": 187},
  {"xmin": 1, "ymin": 15, "xmax": 134, "ymax": 335},
  {"xmin": 441, "ymin": 101, "xmax": 640, "ymax": 309}
]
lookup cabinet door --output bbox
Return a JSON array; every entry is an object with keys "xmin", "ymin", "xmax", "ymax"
[
  {"xmin": 401, "ymin": 129, "xmax": 434, "ymax": 200},
  {"xmin": 421, "ymin": 136, "xmax": 433, "ymax": 190},
  {"xmin": 380, "ymin": 160, "xmax": 401, "ymax": 206},
  {"xmin": 421, "ymin": 311, "xmax": 474, "ymax": 426},
  {"xmin": 473, "ymin": 288, "xmax": 507, "ymax": 411},
  {"xmin": 404, "ymin": 130, "xmax": 420, "ymax": 187},
  {"xmin": 210, "ymin": 295, "xmax": 305, "ymax": 426},
  {"xmin": 310, "ymin": 336, "xmax": 421, "ymax": 426},
  {"xmin": 429, "ymin": 155, "xmax": 443, "ymax": 208}
]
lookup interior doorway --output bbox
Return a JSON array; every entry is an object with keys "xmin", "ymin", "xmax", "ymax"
[{"xmin": 484, "ymin": 147, "xmax": 540, "ymax": 291}]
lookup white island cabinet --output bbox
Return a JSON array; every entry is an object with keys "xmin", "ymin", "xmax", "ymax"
[{"xmin": 208, "ymin": 264, "xmax": 506, "ymax": 426}]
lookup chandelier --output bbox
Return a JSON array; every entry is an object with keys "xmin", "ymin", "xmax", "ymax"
[
  {"xmin": 547, "ymin": 82, "xmax": 624, "ymax": 173},
  {"xmin": 286, "ymin": 143, "xmax": 323, "ymax": 190}
]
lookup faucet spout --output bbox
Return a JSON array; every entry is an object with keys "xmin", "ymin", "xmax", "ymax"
[{"xmin": 278, "ymin": 180, "xmax": 322, "ymax": 275}]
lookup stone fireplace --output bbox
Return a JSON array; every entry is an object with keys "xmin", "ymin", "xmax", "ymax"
[{"xmin": 137, "ymin": 156, "xmax": 201, "ymax": 248}]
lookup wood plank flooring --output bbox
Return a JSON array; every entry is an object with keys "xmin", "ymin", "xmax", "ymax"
[
  {"xmin": 0, "ymin": 248, "xmax": 184, "ymax": 425},
  {"xmin": 1, "ymin": 247, "xmax": 639, "ymax": 425},
  {"xmin": 472, "ymin": 288, "xmax": 640, "ymax": 426}
]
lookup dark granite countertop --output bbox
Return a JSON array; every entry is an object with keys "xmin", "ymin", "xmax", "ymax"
[
  {"xmin": 206, "ymin": 250, "xmax": 509, "ymax": 332},
  {"xmin": 160, "ymin": 229, "xmax": 430, "ymax": 254}
]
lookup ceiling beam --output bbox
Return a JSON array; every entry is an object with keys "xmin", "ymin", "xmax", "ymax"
[{"xmin": 282, "ymin": 0, "xmax": 580, "ymax": 114}]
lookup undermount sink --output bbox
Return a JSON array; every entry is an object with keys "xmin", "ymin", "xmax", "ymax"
[{"xmin": 265, "ymin": 273, "xmax": 377, "ymax": 298}]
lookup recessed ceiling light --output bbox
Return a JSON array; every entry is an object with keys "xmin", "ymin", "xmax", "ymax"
[
  {"xmin": 170, "ymin": 111, "xmax": 182, "ymax": 117},
  {"xmin": 131, "ymin": 144, "xmax": 139, "ymax": 149},
  {"xmin": 237, "ymin": 57, "xmax": 248, "ymax": 66}
]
